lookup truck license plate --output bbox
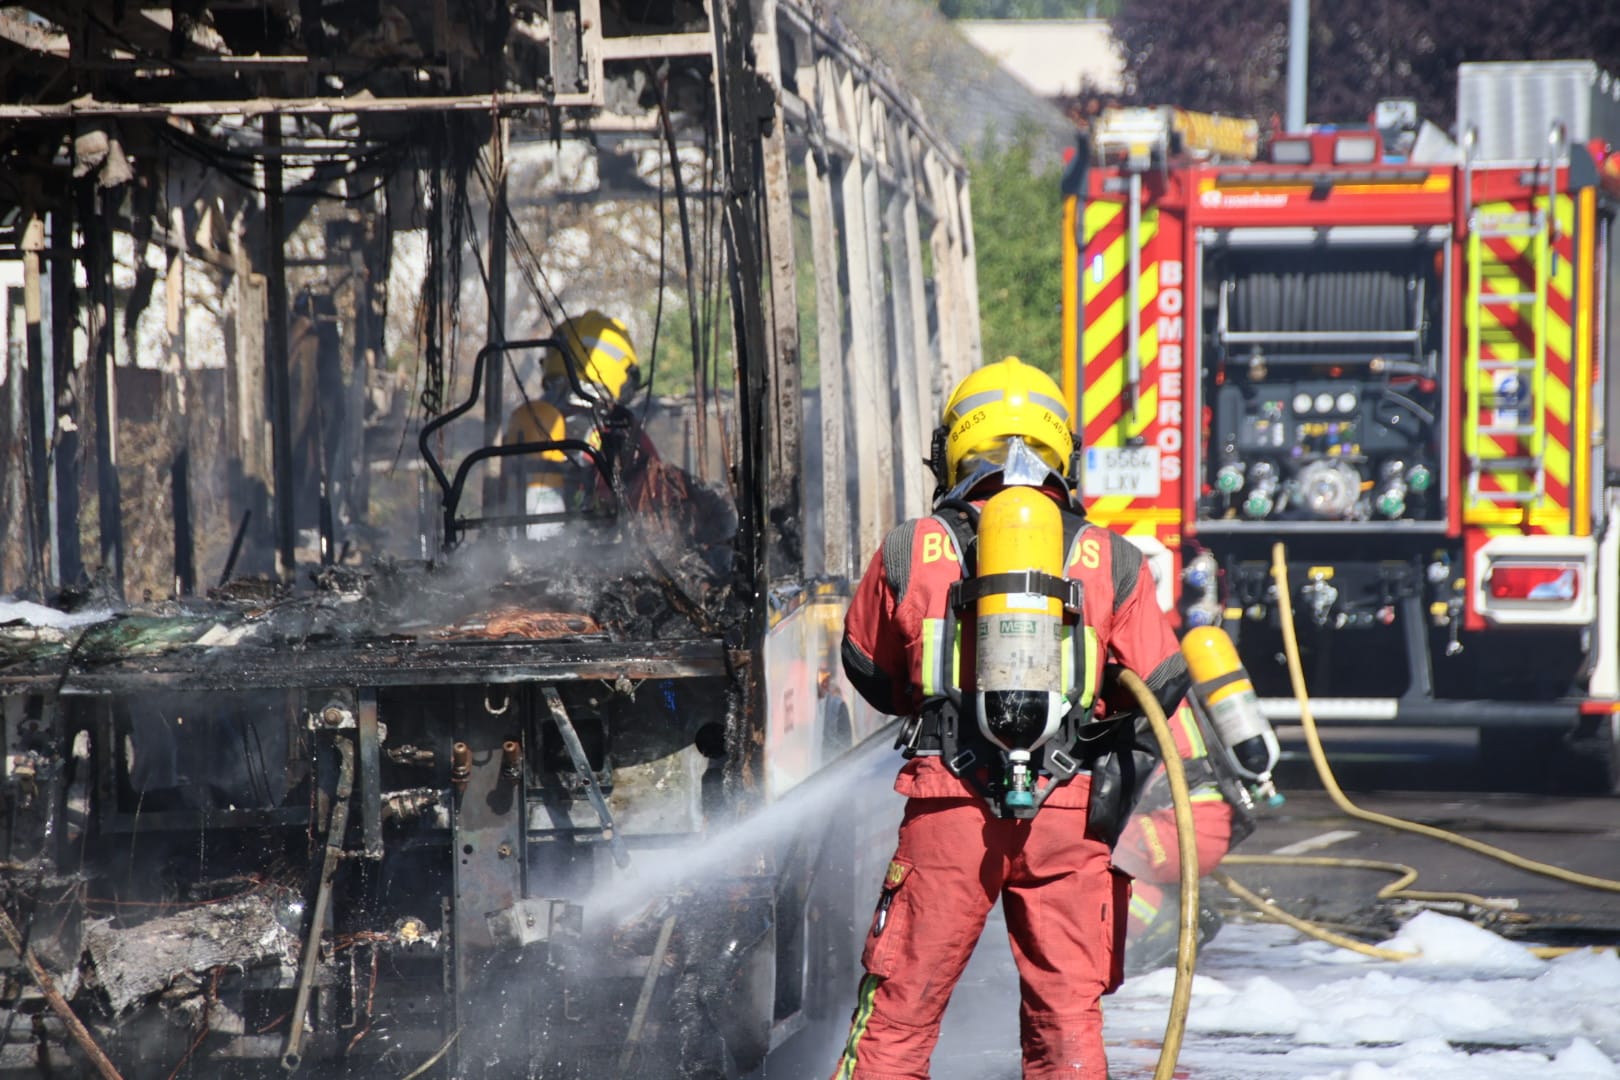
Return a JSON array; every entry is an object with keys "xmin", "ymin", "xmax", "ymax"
[{"xmin": 1081, "ymin": 447, "xmax": 1161, "ymax": 498}]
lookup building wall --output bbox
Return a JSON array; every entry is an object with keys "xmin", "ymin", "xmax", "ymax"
[{"xmin": 956, "ymin": 19, "xmax": 1123, "ymax": 101}]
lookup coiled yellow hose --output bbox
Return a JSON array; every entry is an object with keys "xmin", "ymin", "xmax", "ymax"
[
  {"xmin": 1207, "ymin": 544, "xmax": 1620, "ymax": 963},
  {"xmin": 1267, "ymin": 541, "xmax": 1620, "ymax": 895}
]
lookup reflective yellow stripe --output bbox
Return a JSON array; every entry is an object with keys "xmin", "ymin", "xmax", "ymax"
[
  {"xmin": 835, "ymin": 973, "xmax": 884, "ymax": 1079},
  {"xmin": 579, "ymin": 332, "xmax": 630, "ymax": 361},
  {"xmin": 920, "ymin": 618, "xmax": 945, "ymax": 696},
  {"xmin": 951, "ymin": 629, "xmax": 961, "ymax": 690},
  {"xmin": 1174, "ymin": 706, "xmax": 1208, "ymax": 759},
  {"xmin": 1139, "ymin": 817, "xmax": 1168, "ymax": 867},
  {"xmin": 1079, "ymin": 626, "xmax": 1099, "ymax": 709},
  {"xmin": 1060, "ymin": 624, "xmax": 1074, "ymax": 693},
  {"xmin": 1129, "ymin": 894, "xmax": 1160, "ymax": 923},
  {"xmin": 1190, "ymin": 786, "xmax": 1226, "ymax": 803}
]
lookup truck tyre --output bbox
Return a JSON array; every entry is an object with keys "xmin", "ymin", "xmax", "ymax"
[
  {"xmin": 1565, "ymin": 713, "xmax": 1620, "ymax": 796},
  {"xmin": 1479, "ymin": 721, "xmax": 1620, "ymax": 796}
]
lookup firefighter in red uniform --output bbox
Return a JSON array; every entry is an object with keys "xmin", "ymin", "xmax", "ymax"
[
  {"xmin": 1114, "ymin": 705, "xmax": 1252, "ymax": 973},
  {"xmin": 831, "ymin": 356, "xmax": 1191, "ymax": 1080}
]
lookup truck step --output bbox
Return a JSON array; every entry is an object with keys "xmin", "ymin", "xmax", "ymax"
[{"xmin": 1470, "ymin": 455, "xmax": 1542, "ymax": 469}]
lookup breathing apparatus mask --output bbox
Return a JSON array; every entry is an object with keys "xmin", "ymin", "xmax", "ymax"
[{"xmin": 935, "ymin": 434, "xmax": 1072, "ymax": 506}]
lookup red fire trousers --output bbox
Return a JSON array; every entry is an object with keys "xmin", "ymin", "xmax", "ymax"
[{"xmin": 830, "ymin": 795, "xmax": 1126, "ymax": 1080}]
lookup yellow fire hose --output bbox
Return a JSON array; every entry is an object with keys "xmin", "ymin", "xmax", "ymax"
[
  {"xmin": 1208, "ymin": 543, "xmax": 1620, "ymax": 962},
  {"xmin": 1117, "ymin": 669, "xmax": 1200, "ymax": 1080}
]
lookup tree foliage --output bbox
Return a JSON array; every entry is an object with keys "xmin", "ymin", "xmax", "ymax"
[
  {"xmin": 968, "ymin": 127, "xmax": 1065, "ymax": 379},
  {"xmin": 1113, "ymin": 0, "xmax": 1620, "ymax": 129}
]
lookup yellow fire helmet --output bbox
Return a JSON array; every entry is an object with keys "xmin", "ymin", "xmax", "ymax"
[
  {"xmin": 939, "ymin": 356, "xmax": 1074, "ymax": 491},
  {"xmin": 542, "ymin": 311, "xmax": 640, "ymax": 404}
]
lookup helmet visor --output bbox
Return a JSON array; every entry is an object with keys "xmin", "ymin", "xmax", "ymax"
[
  {"xmin": 542, "ymin": 372, "xmax": 594, "ymax": 409},
  {"xmin": 946, "ymin": 435, "xmax": 1066, "ymax": 500}
]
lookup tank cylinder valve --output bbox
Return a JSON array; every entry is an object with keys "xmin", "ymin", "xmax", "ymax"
[
  {"xmin": 1182, "ymin": 627, "xmax": 1282, "ymax": 805},
  {"xmin": 974, "ymin": 487, "xmax": 1068, "ymax": 816}
]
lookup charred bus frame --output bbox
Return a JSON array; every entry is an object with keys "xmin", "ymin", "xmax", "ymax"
[{"xmin": 0, "ymin": 2, "xmax": 976, "ymax": 1076}]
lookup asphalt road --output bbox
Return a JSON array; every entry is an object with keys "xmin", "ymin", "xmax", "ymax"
[{"xmin": 1258, "ymin": 727, "xmax": 1620, "ymax": 937}]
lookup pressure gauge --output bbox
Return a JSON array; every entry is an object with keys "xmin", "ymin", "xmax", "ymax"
[
  {"xmin": 1314, "ymin": 392, "xmax": 1334, "ymax": 414},
  {"xmin": 1293, "ymin": 392, "xmax": 1314, "ymax": 414},
  {"xmin": 1336, "ymin": 391, "xmax": 1357, "ymax": 414}
]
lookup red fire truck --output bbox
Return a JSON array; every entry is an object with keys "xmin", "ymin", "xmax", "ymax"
[{"xmin": 1062, "ymin": 62, "xmax": 1620, "ymax": 791}]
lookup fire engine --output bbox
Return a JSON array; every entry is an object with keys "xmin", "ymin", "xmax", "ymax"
[{"xmin": 1062, "ymin": 62, "xmax": 1620, "ymax": 791}]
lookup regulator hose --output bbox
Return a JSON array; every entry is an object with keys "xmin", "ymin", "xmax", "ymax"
[{"xmin": 1117, "ymin": 668, "xmax": 1200, "ymax": 1080}]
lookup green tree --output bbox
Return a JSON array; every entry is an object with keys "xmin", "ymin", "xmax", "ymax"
[{"xmin": 969, "ymin": 127, "xmax": 1065, "ymax": 379}]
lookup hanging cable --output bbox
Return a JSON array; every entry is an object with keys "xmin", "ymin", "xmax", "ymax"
[
  {"xmin": 652, "ymin": 65, "xmax": 710, "ymax": 480},
  {"xmin": 640, "ymin": 65, "xmax": 672, "ymax": 426}
]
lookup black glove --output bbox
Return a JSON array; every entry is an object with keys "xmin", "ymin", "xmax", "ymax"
[{"xmin": 1082, "ymin": 715, "xmax": 1161, "ymax": 846}]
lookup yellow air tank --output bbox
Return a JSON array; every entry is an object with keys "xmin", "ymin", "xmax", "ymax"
[
  {"xmin": 504, "ymin": 400, "xmax": 571, "ymax": 540},
  {"xmin": 974, "ymin": 487, "xmax": 1067, "ymax": 812},
  {"xmin": 1181, "ymin": 626, "xmax": 1281, "ymax": 803}
]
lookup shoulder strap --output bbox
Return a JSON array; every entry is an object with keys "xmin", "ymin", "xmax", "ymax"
[{"xmin": 933, "ymin": 508, "xmax": 976, "ymax": 576}]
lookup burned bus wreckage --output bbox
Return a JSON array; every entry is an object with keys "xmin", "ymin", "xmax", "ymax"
[{"xmin": 0, "ymin": 2, "xmax": 980, "ymax": 1076}]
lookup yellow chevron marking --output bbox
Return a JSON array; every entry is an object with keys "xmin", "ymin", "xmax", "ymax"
[
  {"xmin": 1085, "ymin": 505, "xmax": 1181, "ymax": 526},
  {"xmin": 1086, "ymin": 293, "xmax": 1126, "ymax": 354},
  {"xmin": 1082, "ymin": 378, "xmax": 1160, "ymax": 445},
  {"xmin": 1084, "ymin": 200, "xmax": 1122, "ymax": 236},
  {"xmin": 1083, "ymin": 213, "xmax": 1159, "ymax": 298},
  {"xmin": 1555, "ymin": 194, "xmax": 1575, "ymax": 236},
  {"xmin": 1544, "ymin": 373, "xmax": 1571, "ymax": 428},
  {"xmin": 1131, "ymin": 384, "xmax": 1159, "ymax": 441},
  {"xmin": 1464, "ymin": 507, "xmax": 1571, "ymax": 528},
  {"xmin": 1083, "ymin": 232, "xmax": 1129, "ymax": 305},
  {"xmin": 1083, "ymin": 359, "xmax": 1123, "ymax": 431},
  {"xmin": 1544, "ymin": 437, "xmax": 1571, "ymax": 489},
  {"xmin": 1087, "ymin": 495, "xmax": 1138, "ymax": 518}
]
